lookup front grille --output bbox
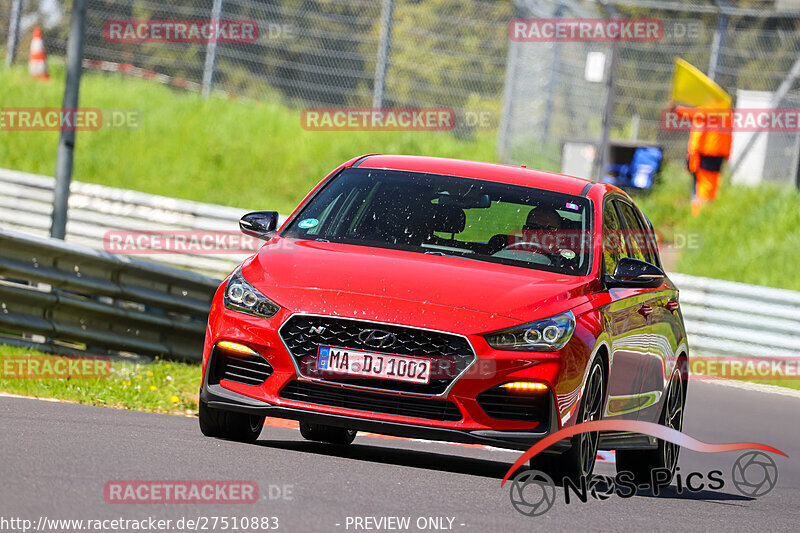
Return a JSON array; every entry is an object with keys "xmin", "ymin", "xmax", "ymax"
[
  {"xmin": 209, "ymin": 347, "xmax": 273, "ymax": 387},
  {"xmin": 279, "ymin": 315, "xmax": 475, "ymax": 395},
  {"xmin": 279, "ymin": 381, "xmax": 463, "ymax": 422},
  {"xmin": 476, "ymin": 385, "xmax": 551, "ymax": 423}
]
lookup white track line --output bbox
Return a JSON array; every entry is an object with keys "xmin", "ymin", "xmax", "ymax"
[
  {"xmin": 693, "ymin": 378, "xmax": 800, "ymax": 399},
  {"xmin": 0, "ymin": 392, "xmax": 63, "ymax": 402}
]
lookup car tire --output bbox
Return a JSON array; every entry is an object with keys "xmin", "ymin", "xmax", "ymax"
[
  {"xmin": 531, "ymin": 358, "xmax": 605, "ymax": 485},
  {"xmin": 198, "ymin": 399, "xmax": 265, "ymax": 444},
  {"xmin": 299, "ymin": 421, "xmax": 357, "ymax": 445},
  {"xmin": 615, "ymin": 360, "xmax": 687, "ymax": 486}
]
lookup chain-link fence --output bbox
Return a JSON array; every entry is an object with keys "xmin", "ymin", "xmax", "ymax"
[
  {"xmin": 4, "ymin": 0, "xmax": 800, "ymax": 186},
  {"xmin": 4, "ymin": 0, "xmax": 511, "ymax": 127},
  {"xmin": 0, "ymin": 1, "xmax": 9, "ymax": 48},
  {"xmin": 504, "ymin": 0, "xmax": 800, "ymax": 186}
]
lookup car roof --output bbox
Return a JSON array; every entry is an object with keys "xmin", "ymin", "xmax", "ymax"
[{"xmin": 352, "ymin": 154, "xmax": 601, "ymax": 197}]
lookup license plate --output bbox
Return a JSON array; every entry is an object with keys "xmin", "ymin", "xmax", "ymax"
[{"xmin": 316, "ymin": 346, "xmax": 431, "ymax": 384}]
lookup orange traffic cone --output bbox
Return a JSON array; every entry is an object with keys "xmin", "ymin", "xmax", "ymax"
[{"xmin": 29, "ymin": 26, "xmax": 50, "ymax": 81}]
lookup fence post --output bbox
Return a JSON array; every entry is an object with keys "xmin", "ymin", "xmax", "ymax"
[
  {"xmin": 372, "ymin": 0, "xmax": 395, "ymax": 109},
  {"xmin": 497, "ymin": 3, "xmax": 523, "ymax": 164},
  {"xmin": 51, "ymin": 0, "xmax": 88, "ymax": 240},
  {"xmin": 5, "ymin": 0, "xmax": 23, "ymax": 66},
  {"xmin": 597, "ymin": 2, "xmax": 618, "ymax": 180},
  {"xmin": 707, "ymin": 12, "xmax": 728, "ymax": 82},
  {"xmin": 496, "ymin": 43, "xmax": 519, "ymax": 163},
  {"xmin": 793, "ymin": 126, "xmax": 800, "ymax": 190},
  {"xmin": 541, "ymin": 3, "xmax": 564, "ymax": 140},
  {"xmin": 202, "ymin": 0, "xmax": 224, "ymax": 98},
  {"xmin": 597, "ymin": 43, "xmax": 617, "ymax": 180}
]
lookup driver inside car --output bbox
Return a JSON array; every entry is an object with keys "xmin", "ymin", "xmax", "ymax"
[
  {"xmin": 515, "ymin": 206, "xmax": 563, "ymax": 254},
  {"xmin": 495, "ymin": 206, "xmax": 580, "ymax": 272}
]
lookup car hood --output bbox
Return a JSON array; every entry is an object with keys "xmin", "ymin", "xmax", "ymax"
[{"xmin": 240, "ymin": 238, "xmax": 594, "ymax": 330}]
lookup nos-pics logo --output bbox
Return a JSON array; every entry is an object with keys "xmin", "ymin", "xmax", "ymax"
[{"xmin": 501, "ymin": 420, "xmax": 785, "ymax": 516}]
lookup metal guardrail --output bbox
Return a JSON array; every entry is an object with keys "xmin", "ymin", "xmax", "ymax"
[
  {"xmin": 670, "ymin": 273, "xmax": 800, "ymax": 359},
  {"xmin": 0, "ymin": 229, "xmax": 218, "ymax": 361},
  {"xmin": 0, "ymin": 168, "xmax": 288, "ymax": 278}
]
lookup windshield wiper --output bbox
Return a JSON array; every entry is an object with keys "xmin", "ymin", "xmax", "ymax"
[{"xmin": 424, "ymin": 251, "xmax": 481, "ymax": 262}]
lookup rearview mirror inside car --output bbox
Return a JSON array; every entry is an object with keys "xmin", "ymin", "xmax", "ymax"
[
  {"xmin": 239, "ymin": 211, "xmax": 279, "ymax": 240},
  {"xmin": 604, "ymin": 257, "xmax": 665, "ymax": 289}
]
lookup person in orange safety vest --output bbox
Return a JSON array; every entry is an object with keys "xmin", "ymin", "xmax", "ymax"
[{"xmin": 670, "ymin": 104, "xmax": 732, "ymax": 216}]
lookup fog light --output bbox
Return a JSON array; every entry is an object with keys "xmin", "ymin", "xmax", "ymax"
[
  {"xmin": 216, "ymin": 340, "xmax": 258, "ymax": 356},
  {"xmin": 500, "ymin": 381, "xmax": 548, "ymax": 391}
]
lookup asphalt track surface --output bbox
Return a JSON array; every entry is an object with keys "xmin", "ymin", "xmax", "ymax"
[{"xmin": 1, "ymin": 380, "xmax": 798, "ymax": 533}]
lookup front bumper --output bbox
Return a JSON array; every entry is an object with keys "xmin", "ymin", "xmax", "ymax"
[
  {"xmin": 201, "ymin": 380, "xmax": 565, "ymax": 452},
  {"xmin": 203, "ymin": 299, "xmax": 578, "ymax": 452}
]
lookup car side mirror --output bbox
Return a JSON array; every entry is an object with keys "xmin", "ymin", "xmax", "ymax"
[
  {"xmin": 239, "ymin": 211, "xmax": 279, "ymax": 240},
  {"xmin": 604, "ymin": 257, "xmax": 665, "ymax": 289}
]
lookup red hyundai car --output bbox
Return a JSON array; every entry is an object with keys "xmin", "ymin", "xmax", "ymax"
[{"xmin": 199, "ymin": 155, "xmax": 688, "ymax": 483}]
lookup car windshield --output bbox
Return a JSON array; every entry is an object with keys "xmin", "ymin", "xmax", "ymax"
[{"xmin": 281, "ymin": 168, "xmax": 593, "ymax": 275}]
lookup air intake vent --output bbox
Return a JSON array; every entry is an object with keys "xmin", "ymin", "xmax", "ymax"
[
  {"xmin": 476, "ymin": 385, "xmax": 551, "ymax": 422},
  {"xmin": 210, "ymin": 347, "xmax": 273, "ymax": 387}
]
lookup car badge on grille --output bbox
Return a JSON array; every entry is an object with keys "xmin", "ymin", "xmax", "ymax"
[
  {"xmin": 309, "ymin": 326, "xmax": 326, "ymax": 334},
  {"xmin": 358, "ymin": 328, "xmax": 396, "ymax": 349}
]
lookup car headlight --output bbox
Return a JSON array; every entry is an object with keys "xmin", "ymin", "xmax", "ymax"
[
  {"xmin": 484, "ymin": 311, "xmax": 575, "ymax": 351},
  {"xmin": 223, "ymin": 269, "xmax": 280, "ymax": 319}
]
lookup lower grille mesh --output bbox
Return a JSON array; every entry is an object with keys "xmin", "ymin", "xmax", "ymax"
[{"xmin": 279, "ymin": 381, "xmax": 462, "ymax": 422}]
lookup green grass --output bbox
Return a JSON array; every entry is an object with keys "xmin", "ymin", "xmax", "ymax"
[
  {"xmin": 634, "ymin": 165, "xmax": 800, "ymax": 291},
  {"xmin": 635, "ymin": 163, "xmax": 694, "ymax": 232},
  {"xmin": 0, "ymin": 345, "xmax": 201, "ymax": 415},
  {"xmin": 0, "ymin": 61, "xmax": 496, "ymax": 214},
  {"xmin": 674, "ymin": 183, "xmax": 800, "ymax": 290}
]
